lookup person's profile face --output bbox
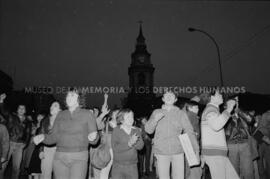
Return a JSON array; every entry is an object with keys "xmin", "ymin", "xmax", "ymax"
[{"xmin": 212, "ymin": 91, "xmax": 223, "ymax": 105}]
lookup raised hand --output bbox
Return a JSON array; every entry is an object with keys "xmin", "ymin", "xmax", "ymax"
[
  {"xmin": 101, "ymin": 104, "xmax": 110, "ymax": 116},
  {"xmin": 101, "ymin": 93, "xmax": 110, "ymax": 116},
  {"xmin": 0, "ymin": 93, "xmax": 6, "ymax": 103},
  {"xmin": 104, "ymin": 93, "xmax": 108, "ymax": 104},
  {"xmin": 226, "ymin": 99, "xmax": 236, "ymax": 113}
]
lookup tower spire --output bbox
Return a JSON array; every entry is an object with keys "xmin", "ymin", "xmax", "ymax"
[
  {"xmin": 135, "ymin": 20, "xmax": 147, "ymax": 51},
  {"xmin": 137, "ymin": 20, "xmax": 145, "ymax": 43}
]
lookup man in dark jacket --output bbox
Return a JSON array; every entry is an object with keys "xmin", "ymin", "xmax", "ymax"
[
  {"xmin": 225, "ymin": 108, "xmax": 255, "ymax": 179},
  {"xmin": 0, "ymin": 103, "xmax": 32, "ymax": 179}
]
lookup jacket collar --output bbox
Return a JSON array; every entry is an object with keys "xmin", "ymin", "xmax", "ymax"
[
  {"xmin": 208, "ymin": 102, "xmax": 220, "ymax": 109},
  {"xmin": 120, "ymin": 124, "xmax": 134, "ymax": 135},
  {"xmin": 161, "ymin": 104, "xmax": 178, "ymax": 111}
]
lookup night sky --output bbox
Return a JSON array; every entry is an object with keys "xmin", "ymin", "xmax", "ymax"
[{"xmin": 1, "ymin": 0, "xmax": 270, "ymax": 107}]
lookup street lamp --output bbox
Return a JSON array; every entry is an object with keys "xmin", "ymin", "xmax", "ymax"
[{"xmin": 188, "ymin": 27, "xmax": 224, "ymax": 87}]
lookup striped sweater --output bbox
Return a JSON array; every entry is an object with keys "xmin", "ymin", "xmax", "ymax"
[{"xmin": 201, "ymin": 103, "xmax": 231, "ymax": 157}]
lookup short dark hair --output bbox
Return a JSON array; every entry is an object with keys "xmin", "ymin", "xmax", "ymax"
[
  {"xmin": 17, "ymin": 104, "xmax": 27, "ymax": 111},
  {"xmin": 185, "ymin": 100, "xmax": 199, "ymax": 111},
  {"xmin": 186, "ymin": 100, "xmax": 199, "ymax": 107},
  {"xmin": 209, "ymin": 87, "xmax": 220, "ymax": 97},
  {"xmin": 65, "ymin": 87, "xmax": 86, "ymax": 108}
]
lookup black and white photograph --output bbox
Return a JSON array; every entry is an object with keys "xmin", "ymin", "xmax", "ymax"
[{"xmin": 1, "ymin": 0, "xmax": 270, "ymax": 179}]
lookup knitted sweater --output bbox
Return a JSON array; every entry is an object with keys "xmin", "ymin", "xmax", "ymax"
[
  {"xmin": 201, "ymin": 103, "xmax": 231, "ymax": 157},
  {"xmin": 111, "ymin": 126, "xmax": 144, "ymax": 165},
  {"xmin": 43, "ymin": 107, "xmax": 98, "ymax": 152}
]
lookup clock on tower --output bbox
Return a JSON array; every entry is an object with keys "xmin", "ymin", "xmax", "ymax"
[{"xmin": 138, "ymin": 55, "xmax": 145, "ymax": 63}]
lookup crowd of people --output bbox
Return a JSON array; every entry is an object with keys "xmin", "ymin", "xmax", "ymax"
[{"xmin": 0, "ymin": 88, "xmax": 269, "ymax": 179}]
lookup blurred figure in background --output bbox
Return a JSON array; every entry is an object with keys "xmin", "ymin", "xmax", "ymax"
[
  {"xmin": 256, "ymin": 110, "xmax": 270, "ymax": 179},
  {"xmin": 0, "ymin": 93, "xmax": 9, "ymax": 171},
  {"xmin": 0, "ymin": 120, "xmax": 9, "ymax": 171},
  {"xmin": 185, "ymin": 100, "xmax": 202, "ymax": 179},
  {"xmin": 28, "ymin": 113, "xmax": 45, "ymax": 179},
  {"xmin": 22, "ymin": 112, "xmax": 46, "ymax": 175},
  {"xmin": 137, "ymin": 117, "xmax": 152, "ymax": 178},
  {"xmin": 89, "ymin": 93, "xmax": 111, "ymax": 179},
  {"xmin": 0, "ymin": 93, "xmax": 9, "ymax": 126},
  {"xmin": 225, "ymin": 102, "xmax": 256, "ymax": 179},
  {"xmin": 0, "ymin": 104, "xmax": 32, "ymax": 179},
  {"xmin": 40, "ymin": 101, "xmax": 61, "ymax": 179}
]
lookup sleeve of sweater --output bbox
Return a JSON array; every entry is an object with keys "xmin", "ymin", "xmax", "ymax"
[
  {"xmin": 145, "ymin": 109, "xmax": 159, "ymax": 134},
  {"xmin": 43, "ymin": 115, "xmax": 60, "ymax": 145},
  {"xmin": 111, "ymin": 127, "xmax": 132, "ymax": 153},
  {"xmin": 88, "ymin": 111, "xmax": 99, "ymax": 145},
  {"xmin": 180, "ymin": 111, "xmax": 199, "ymax": 153},
  {"xmin": 205, "ymin": 107, "xmax": 231, "ymax": 132},
  {"xmin": 0, "ymin": 125, "xmax": 9, "ymax": 159}
]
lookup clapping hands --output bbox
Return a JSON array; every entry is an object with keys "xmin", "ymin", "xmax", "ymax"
[{"xmin": 128, "ymin": 133, "xmax": 139, "ymax": 147}]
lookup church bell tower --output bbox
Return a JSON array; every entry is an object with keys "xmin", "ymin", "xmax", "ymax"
[{"xmin": 125, "ymin": 22, "xmax": 155, "ymax": 117}]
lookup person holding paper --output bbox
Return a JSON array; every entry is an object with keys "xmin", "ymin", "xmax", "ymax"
[
  {"xmin": 145, "ymin": 91, "xmax": 199, "ymax": 179},
  {"xmin": 201, "ymin": 90, "xmax": 239, "ymax": 179}
]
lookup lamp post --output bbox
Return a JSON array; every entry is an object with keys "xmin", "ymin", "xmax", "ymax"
[{"xmin": 188, "ymin": 27, "xmax": 224, "ymax": 87}]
